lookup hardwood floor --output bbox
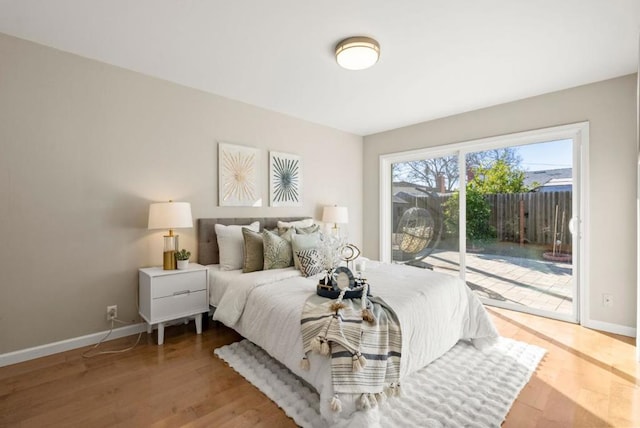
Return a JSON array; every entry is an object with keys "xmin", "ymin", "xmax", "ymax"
[
  {"xmin": 491, "ymin": 308, "xmax": 640, "ymax": 428},
  {"xmin": 0, "ymin": 308, "xmax": 638, "ymax": 427}
]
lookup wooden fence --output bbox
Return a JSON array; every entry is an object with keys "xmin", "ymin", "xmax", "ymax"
[
  {"xmin": 486, "ymin": 191, "xmax": 572, "ymax": 247},
  {"xmin": 394, "ymin": 190, "xmax": 572, "ymax": 247}
]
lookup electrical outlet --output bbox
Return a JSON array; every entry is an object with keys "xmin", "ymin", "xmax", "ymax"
[
  {"xmin": 107, "ymin": 305, "xmax": 118, "ymax": 321},
  {"xmin": 602, "ymin": 294, "xmax": 613, "ymax": 308}
]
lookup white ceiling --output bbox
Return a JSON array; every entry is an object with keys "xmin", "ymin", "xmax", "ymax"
[{"xmin": 0, "ymin": 0, "xmax": 638, "ymax": 136}]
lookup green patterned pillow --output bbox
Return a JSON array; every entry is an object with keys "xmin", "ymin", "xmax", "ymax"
[{"xmin": 263, "ymin": 228, "xmax": 294, "ymax": 270}]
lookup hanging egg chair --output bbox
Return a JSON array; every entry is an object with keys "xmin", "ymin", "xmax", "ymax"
[{"xmin": 394, "ymin": 206, "xmax": 443, "ymax": 266}]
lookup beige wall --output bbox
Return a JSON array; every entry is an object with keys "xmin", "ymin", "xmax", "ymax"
[
  {"xmin": 0, "ymin": 33, "xmax": 363, "ymax": 354},
  {"xmin": 364, "ymin": 74, "xmax": 637, "ymax": 329}
]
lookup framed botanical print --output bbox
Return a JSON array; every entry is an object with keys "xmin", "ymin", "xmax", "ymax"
[
  {"xmin": 269, "ymin": 151, "xmax": 302, "ymax": 207},
  {"xmin": 219, "ymin": 142, "xmax": 262, "ymax": 207}
]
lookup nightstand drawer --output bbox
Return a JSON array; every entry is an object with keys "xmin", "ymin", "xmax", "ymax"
[
  {"xmin": 151, "ymin": 270, "xmax": 206, "ymax": 298},
  {"xmin": 138, "ymin": 264, "xmax": 209, "ymax": 345},
  {"xmin": 152, "ymin": 289, "xmax": 208, "ymax": 321}
]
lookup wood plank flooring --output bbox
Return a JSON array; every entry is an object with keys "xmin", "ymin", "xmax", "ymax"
[{"xmin": 0, "ymin": 308, "xmax": 638, "ymax": 427}]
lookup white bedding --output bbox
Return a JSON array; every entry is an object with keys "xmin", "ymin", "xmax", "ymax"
[
  {"xmin": 210, "ymin": 261, "xmax": 498, "ymax": 426},
  {"xmin": 208, "ymin": 265, "xmax": 302, "ymax": 307}
]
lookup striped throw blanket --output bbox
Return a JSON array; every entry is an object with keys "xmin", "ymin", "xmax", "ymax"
[{"xmin": 300, "ymin": 293, "xmax": 402, "ymax": 411}]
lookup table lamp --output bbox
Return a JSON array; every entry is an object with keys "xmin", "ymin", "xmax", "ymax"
[
  {"xmin": 322, "ymin": 205, "xmax": 349, "ymax": 235},
  {"xmin": 148, "ymin": 201, "xmax": 193, "ymax": 270}
]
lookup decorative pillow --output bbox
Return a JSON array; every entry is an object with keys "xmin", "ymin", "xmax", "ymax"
[
  {"xmin": 291, "ymin": 232, "xmax": 322, "ymax": 271},
  {"xmin": 215, "ymin": 221, "xmax": 260, "ymax": 271},
  {"xmin": 297, "ymin": 248, "xmax": 324, "ymax": 277},
  {"xmin": 242, "ymin": 227, "xmax": 264, "ymax": 273},
  {"xmin": 263, "ymin": 228, "xmax": 294, "ymax": 270},
  {"xmin": 295, "ymin": 224, "xmax": 320, "ymax": 234},
  {"xmin": 277, "ymin": 218, "xmax": 314, "ymax": 229}
]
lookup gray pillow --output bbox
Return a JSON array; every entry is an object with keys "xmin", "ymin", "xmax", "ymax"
[
  {"xmin": 263, "ymin": 228, "xmax": 294, "ymax": 270},
  {"xmin": 242, "ymin": 227, "xmax": 264, "ymax": 273},
  {"xmin": 291, "ymin": 232, "xmax": 321, "ymax": 271},
  {"xmin": 297, "ymin": 248, "xmax": 324, "ymax": 277}
]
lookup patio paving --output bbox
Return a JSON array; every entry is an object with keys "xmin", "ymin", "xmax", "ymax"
[{"xmin": 421, "ymin": 250, "xmax": 574, "ymax": 315}]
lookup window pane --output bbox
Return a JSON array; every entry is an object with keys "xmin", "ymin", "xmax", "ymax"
[
  {"xmin": 391, "ymin": 155, "xmax": 459, "ymax": 275},
  {"xmin": 464, "ymin": 141, "xmax": 573, "ymax": 315}
]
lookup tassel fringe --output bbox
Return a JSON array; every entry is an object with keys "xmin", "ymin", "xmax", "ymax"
[
  {"xmin": 310, "ymin": 337, "xmax": 322, "ymax": 353},
  {"xmin": 351, "ymin": 352, "xmax": 367, "ymax": 372},
  {"xmin": 368, "ymin": 393, "xmax": 378, "ymax": 408},
  {"xmin": 358, "ymin": 352, "xmax": 367, "ymax": 368},
  {"xmin": 387, "ymin": 382, "xmax": 402, "ymax": 397},
  {"xmin": 320, "ymin": 340, "xmax": 331, "ymax": 356},
  {"xmin": 299, "ymin": 356, "xmax": 310, "ymax": 371},
  {"xmin": 330, "ymin": 395, "xmax": 342, "ymax": 413},
  {"xmin": 330, "ymin": 302, "xmax": 346, "ymax": 312},
  {"xmin": 358, "ymin": 393, "xmax": 371, "ymax": 410},
  {"xmin": 352, "ymin": 354, "xmax": 362, "ymax": 372},
  {"xmin": 311, "ymin": 336, "xmax": 330, "ymax": 356},
  {"xmin": 361, "ymin": 308, "xmax": 375, "ymax": 323}
]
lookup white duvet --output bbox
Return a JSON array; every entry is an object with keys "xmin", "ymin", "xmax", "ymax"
[{"xmin": 212, "ymin": 261, "xmax": 499, "ymax": 426}]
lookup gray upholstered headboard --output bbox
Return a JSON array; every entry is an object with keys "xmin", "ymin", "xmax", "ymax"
[{"xmin": 197, "ymin": 217, "xmax": 311, "ymax": 265}]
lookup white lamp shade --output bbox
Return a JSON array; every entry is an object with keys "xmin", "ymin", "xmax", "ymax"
[
  {"xmin": 335, "ymin": 37, "xmax": 380, "ymax": 71},
  {"xmin": 148, "ymin": 202, "xmax": 193, "ymax": 230},
  {"xmin": 322, "ymin": 206, "xmax": 349, "ymax": 224}
]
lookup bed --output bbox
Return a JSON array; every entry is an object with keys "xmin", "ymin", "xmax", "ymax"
[{"xmin": 198, "ymin": 217, "xmax": 499, "ymax": 426}]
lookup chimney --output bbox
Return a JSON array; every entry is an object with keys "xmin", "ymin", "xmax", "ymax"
[{"xmin": 466, "ymin": 167, "xmax": 475, "ymax": 183}]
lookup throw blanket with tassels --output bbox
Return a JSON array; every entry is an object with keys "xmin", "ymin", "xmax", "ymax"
[{"xmin": 300, "ymin": 292, "xmax": 402, "ymax": 411}]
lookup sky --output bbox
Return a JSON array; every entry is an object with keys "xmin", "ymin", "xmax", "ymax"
[
  {"xmin": 392, "ymin": 138, "xmax": 574, "ymax": 187},
  {"xmin": 515, "ymin": 139, "xmax": 573, "ymax": 171}
]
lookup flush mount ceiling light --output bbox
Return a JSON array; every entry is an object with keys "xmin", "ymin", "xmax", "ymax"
[{"xmin": 335, "ymin": 36, "xmax": 380, "ymax": 70}]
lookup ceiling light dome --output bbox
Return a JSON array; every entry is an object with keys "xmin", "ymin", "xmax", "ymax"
[{"xmin": 335, "ymin": 36, "xmax": 380, "ymax": 70}]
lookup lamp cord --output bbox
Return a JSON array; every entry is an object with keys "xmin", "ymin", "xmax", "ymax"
[{"xmin": 81, "ymin": 317, "xmax": 142, "ymax": 358}]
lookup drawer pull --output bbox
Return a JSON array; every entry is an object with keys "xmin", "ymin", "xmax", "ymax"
[{"xmin": 173, "ymin": 290, "xmax": 191, "ymax": 296}]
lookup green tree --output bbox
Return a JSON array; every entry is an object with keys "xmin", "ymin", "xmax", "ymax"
[
  {"xmin": 444, "ymin": 187, "xmax": 495, "ymax": 248},
  {"xmin": 469, "ymin": 159, "xmax": 529, "ymax": 194},
  {"xmin": 444, "ymin": 158, "xmax": 529, "ymax": 247}
]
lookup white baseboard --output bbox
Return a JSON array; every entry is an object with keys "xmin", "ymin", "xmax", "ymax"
[
  {"xmin": 582, "ymin": 319, "xmax": 637, "ymax": 338},
  {"xmin": 0, "ymin": 322, "xmax": 147, "ymax": 368}
]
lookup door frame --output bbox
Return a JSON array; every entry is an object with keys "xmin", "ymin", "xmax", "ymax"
[{"xmin": 380, "ymin": 122, "xmax": 589, "ymax": 323}]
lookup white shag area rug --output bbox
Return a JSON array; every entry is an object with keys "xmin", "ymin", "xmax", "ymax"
[{"xmin": 214, "ymin": 338, "xmax": 545, "ymax": 428}]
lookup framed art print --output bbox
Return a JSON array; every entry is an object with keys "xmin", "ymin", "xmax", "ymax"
[
  {"xmin": 219, "ymin": 142, "xmax": 262, "ymax": 207},
  {"xmin": 269, "ymin": 151, "xmax": 302, "ymax": 207}
]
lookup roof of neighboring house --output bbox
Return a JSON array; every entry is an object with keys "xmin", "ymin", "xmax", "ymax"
[
  {"xmin": 524, "ymin": 168, "xmax": 572, "ymax": 189},
  {"xmin": 392, "ymin": 181, "xmax": 453, "ymax": 196},
  {"xmin": 394, "ymin": 191, "xmax": 450, "ymax": 202},
  {"xmin": 393, "ymin": 195, "xmax": 409, "ymax": 204},
  {"xmin": 531, "ymin": 177, "xmax": 573, "ymax": 192}
]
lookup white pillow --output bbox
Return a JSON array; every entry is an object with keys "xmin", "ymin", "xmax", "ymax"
[
  {"xmin": 277, "ymin": 218, "xmax": 314, "ymax": 229},
  {"xmin": 291, "ymin": 232, "xmax": 322, "ymax": 271},
  {"xmin": 215, "ymin": 221, "xmax": 260, "ymax": 271}
]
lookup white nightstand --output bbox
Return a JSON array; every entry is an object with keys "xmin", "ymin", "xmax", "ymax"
[{"xmin": 138, "ymin": 264, "xmax": 209, "ymax": 345}]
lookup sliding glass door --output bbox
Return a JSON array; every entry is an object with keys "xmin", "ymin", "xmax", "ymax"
[
  {"xmin": 463, "ymin": 140, "xmax": 576, "ymax": 319},
  {"xmin": 381, "ymin": 123, "xmax": 587, "ymax": 323}
]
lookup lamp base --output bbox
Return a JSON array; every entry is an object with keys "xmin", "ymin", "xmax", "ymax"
[
  {"xmin": 163, "ymin": 251, "xmax": 176, "ymax": 270},
  {"xmin": 162, "ymin": 233, "xmax": 179, "ymax": 270}
]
